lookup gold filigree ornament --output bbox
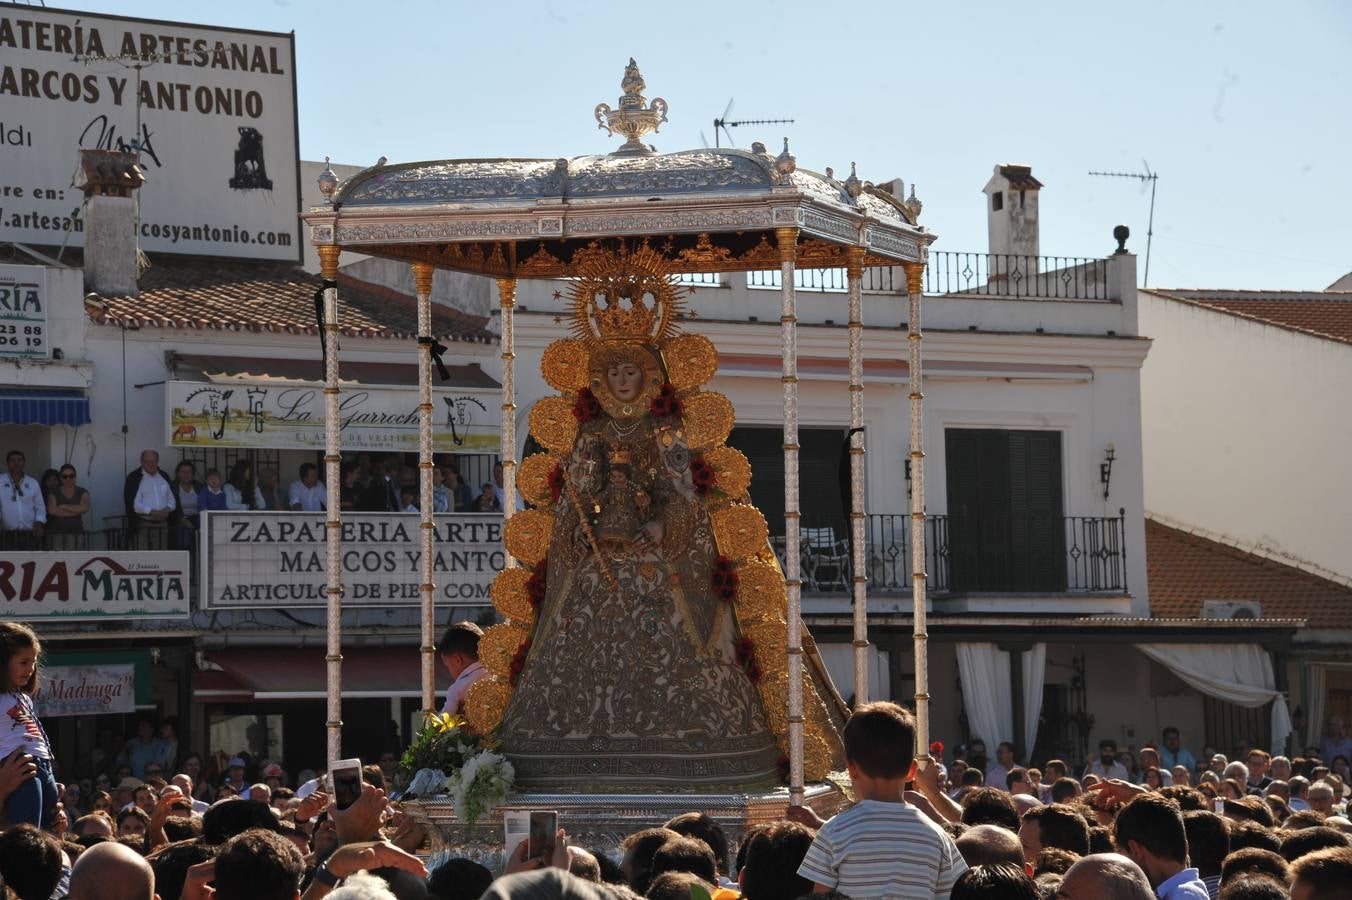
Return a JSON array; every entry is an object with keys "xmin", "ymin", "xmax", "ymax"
[
  {"xmin": 661, "ymin": 333, "xmax": 718, "ymax": 390},
  {"xmin": 804, "ymin": 732, "xmax": 833, "ymax": 782},
  {"xmin": 528, "ymin": 396, "xmax": 578, "ymax": 454},
  {"xmin": 736, "ymin": 566, "xmax": 786, "ymax": 626},
  {"xmin": 756, "ymin": 674, "xmax": 789, "ymax": 734},
  {"xmin": 681, "ymin": 392, "xmax": 735, "ymax": 451},
  {"xmin": 705, "ymin": 446, "xmax": 751, "ymax": 497},
  {"xmin": 491, "ymin": 567, "xmax": 536, "ymax": 625},
  {"xmin": 479, "ymin": 623, "xmax": 530, "ymax": 680},
  {"xmin": 746, "ymin": 620, "xmax": 789, "ymax": 663},
  {"xmin": 711, "ymin": 504, "xmax": 769, "ymax": 560},
  {"xmin": 568, "ymin": 242, "xmax": 686, "ymax": 347},
  {"xmin": 517, "ymin": 453, "xmax": 562, "ymax": 509},
  {"xmin": 503, "ymin": 509, "xmax": 554, "ymax": 564},
  {"xmin": 464, "ymin": 677, "xmax": 513, "ymax": 735},
  {"xmin": 540, "ymin": 339, "xmax": 591, "ymax": 393}
]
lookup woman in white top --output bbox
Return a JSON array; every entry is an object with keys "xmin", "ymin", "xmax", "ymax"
[{"xmin": 223, "ymin": 459, "xmax": 265, "ymax": 510}]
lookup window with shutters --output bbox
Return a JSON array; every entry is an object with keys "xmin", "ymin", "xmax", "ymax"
[
  {"xmin": 727, "ymin": 426, "xmax": 849, "ymax": 539},
  {"xmin": 944, "ymin": 428, "xmax": 1066, "ymax": 592}
]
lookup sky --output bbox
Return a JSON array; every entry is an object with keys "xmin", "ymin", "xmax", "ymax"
[{"xmin": 50, "ymin": 0, "xmax": 1352, "ymax": 289}]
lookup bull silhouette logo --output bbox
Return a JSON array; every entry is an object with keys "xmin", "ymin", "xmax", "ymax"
[
  {"xmin": 443, "ymin": 396, "xmax": 488, "ymax": 446},
  {"xmin": 229, "ymin": 127, "xmax": 272, "ymax": 190}
]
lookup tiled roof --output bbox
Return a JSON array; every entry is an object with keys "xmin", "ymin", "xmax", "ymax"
[
  {"xmin": 1146, "ymin": 518, "xmax": 1352, "ymax": 629},
  {"xmin": 88, "ymin": 257, "xmax": 496, "ymax": 343},
  {"xmin": 1146, "ymin": 288, "xmax": 1352, "ymax": 346},
  {"xmin": 998, "ymin": 164, "xmax": 1044, "ymax": 190}
]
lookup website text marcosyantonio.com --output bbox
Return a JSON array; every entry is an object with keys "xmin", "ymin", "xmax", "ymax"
[{"xmin": 2, "ymin": 206, "xmax": 294, "ymax": 247}]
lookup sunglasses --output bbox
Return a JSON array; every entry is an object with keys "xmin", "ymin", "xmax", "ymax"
[{"xmin": 61, "ymin": 473, "xmax": 76, "ymax": 479}]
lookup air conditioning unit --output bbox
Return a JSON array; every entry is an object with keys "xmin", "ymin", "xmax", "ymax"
[{"xmin": 1201, "ymin": 600, "xmax": 1263, "ymax": 620}]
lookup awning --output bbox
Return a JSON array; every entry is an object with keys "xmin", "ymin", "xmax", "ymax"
[
  {"xmin": 0, "ymin": 388, "xmax": 91, "ymax": 427},
  {"xmin": 193, "ymin": 647, "xmax": 450, "ymax": 701}
]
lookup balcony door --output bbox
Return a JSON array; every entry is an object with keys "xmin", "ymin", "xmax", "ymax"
[
  {"xmin": 945, "ymin": 428, "xmax": 1065, "ymax": 592},
  {"xmin": 727, "ymin": 426, "xmax": 847, "ymax": 539}
]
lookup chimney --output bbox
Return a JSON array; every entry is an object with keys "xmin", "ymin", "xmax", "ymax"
[
  {"xmin": 75, "ymin": 149, "xmax": 145, "ymax": 296},
  {"xmin": 982, "ymin": 163, "xmax": 1043, "ymax": 259}
]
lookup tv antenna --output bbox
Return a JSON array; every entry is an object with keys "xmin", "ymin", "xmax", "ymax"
[
  {"xmin": 705, "ymin": 98, "xmax": 794, "ymax": 148},
  {"xmin": 1089, "ymin": 163, "xmax": 1159, "ymax": 286}
]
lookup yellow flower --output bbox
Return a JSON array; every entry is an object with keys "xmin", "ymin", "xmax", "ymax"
[{"xmin": 426, "ymin": 712, "xmax": 466, "ymax": 733}]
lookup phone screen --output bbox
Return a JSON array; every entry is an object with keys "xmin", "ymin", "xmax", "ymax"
[
  {"xmin": 529, "ymin": 810, "xmax": 558, "ymax": 859},
  {"xmin": 333, "ymin": 768, "xmax": 362, "ymax": 810}
]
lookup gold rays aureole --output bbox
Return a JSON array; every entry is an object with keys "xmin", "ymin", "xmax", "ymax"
[{"xmin": 517, "ymin": 453, "xmax": 561, "ymax": 509}]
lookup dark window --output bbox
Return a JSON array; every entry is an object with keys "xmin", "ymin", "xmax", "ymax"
[
  {"xmin": 727, "ymin": 426, "xmax": 848, "ymax": 539},
  {"xmin": 992, "ymin": 191, "xmax": 1003, "ymax": 211},
  {"xmin": 944, "ymin": 428, "xmax": 1065, "ymax": 592}
]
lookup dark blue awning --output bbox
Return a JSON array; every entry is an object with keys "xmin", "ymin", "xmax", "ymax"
[{"xmin": 0, "ymin": 389, "xmax": 91, "ymax": 427}]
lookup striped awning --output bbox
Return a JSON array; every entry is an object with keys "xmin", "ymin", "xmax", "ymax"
[{"xmin": 0, "ymin": 389, "xmax": 91, "ymax": 427}]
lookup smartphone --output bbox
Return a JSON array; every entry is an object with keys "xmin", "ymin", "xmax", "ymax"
[
  {"xmin": 330, "ymin": 758, "xmax": 363, "ymax": 811},
  {"xmin": 503, "ymin": 808, "xmax": 558, "ymax": 862}
]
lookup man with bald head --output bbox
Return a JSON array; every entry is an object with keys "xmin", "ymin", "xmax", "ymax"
[
  {"xmin": 69, "ymin": 841, "xmax": 158, "ymax": 900},
  {"xmin": 1055, "ymin": 853, "xmax": 1154, "ymax": 900},
  {"xmin": 956, "ymin": 823, "xmax": 1026, "ymax": 869}
]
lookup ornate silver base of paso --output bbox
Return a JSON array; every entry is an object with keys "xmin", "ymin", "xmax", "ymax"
[{"xmin": 401, "ymin": 780, "xmax": 850, "ymax": 874}]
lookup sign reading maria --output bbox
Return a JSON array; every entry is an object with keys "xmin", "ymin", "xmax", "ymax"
[
  {"xmin": 0, "ymin": 5, "xmax": 300, "ymax": 260},
  {"xmin": 0, "ymin": 551, "xmax": 190, "ymax": 619},
  {"xmin": 204, "ymin": 512, "xmax": 505, "ymax": 609}
]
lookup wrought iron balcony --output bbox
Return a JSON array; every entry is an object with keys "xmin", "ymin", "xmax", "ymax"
[
  {"xmin": 773, "ymin": 511, "xmax": 1128, "ymax": 595},
  {"xmin": 925, "ymin": 252, "xmax": 1110, "ymax": 300}
]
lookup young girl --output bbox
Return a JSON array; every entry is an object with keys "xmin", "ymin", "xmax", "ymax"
[{"xmin": 0, "ymin": 622, "xmax": 58, "ymax": 829}]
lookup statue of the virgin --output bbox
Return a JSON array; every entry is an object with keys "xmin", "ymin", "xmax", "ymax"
[{"xmin": 466, "ymin": 243, "xmax": 844, "ymax": 791}]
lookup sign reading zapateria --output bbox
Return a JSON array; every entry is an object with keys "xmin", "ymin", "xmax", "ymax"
[
  {"xmin": 0, "ymin": 6, "xmax": 300, "ymax": 260},
  {"xmin": 167, "ymin": 379, "xmax": 499, "ymax": 452},
  {"xmin": 203, "ymin": 511, "xmax": 505, "ymax": 609},
  {"xmin": 0, "ymin": 551, "xmax": 190, "ymax": 619}
]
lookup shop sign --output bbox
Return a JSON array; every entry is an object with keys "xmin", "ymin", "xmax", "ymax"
[
  {"xmin": 36, "ymin": 663, "xmax": 136, "ymax": 717},
  {"xmin": 167, "ymin": 380, "xmax": 498, "ymax": 452},
  {"xmin": 203, "ymin": 511, "xmax": 504, "ymax": 609},
  {"xmin": 0, "ymin": 552, "xmax": 190, "ymax": 619},
  {"xmin": 0, "ymin": 264, "xmax": 47, "ymax": 359}
]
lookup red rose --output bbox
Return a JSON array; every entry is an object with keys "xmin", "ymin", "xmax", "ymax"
[
  {"xmin": 711, "ymin": 556, "xmax": 739, "ymax": 603},
  {"xmin": 509, "ymin": 638, "xmax": 532, "ymax": 687},
  {"xmin": 689, "ymin": 455, "xmax": 716, "ymax": 496},
  {"xmin": 526, "ymin": 559, "xmax": 548, "ymax": 608},
  {"xmin": 734, "ymin": 636, "xmax": 755, "ymax": 666},
  {"xmin": 548, "ymin": 463, "xmax": 565, "ymax": 502},
  {"xmin": 649, "ymin": 383, "xmax": 684, "ymax": 420},
  {"xmin": 930, "ymin": 740, "xmax": 944, "ymax": 755},
  {"xmin": 572, "ymin": 388, "xmax": 602, "ymax": 422}
]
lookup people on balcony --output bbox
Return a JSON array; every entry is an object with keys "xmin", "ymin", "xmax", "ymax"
[
  {"xmin": 258, "ymin": 467, "xmax": 286, "ymax": 511},
  {"xmin": 287, "ymin": 463, "xmax": 328, "ymax": 512},
  {"xmin": 224, "ymin": 459, "xmax": 265, "ymax": 511},
  {"xmin": 1, "ymin": 450, "xmax": 46, "ymax": 550},
  {"xmin": 123, "ymin": 450, "xmax": 178, "ymax": 551},
  {"xmin": 172, "ymin": 460, "xmax": 203, "ymax": 550},
  {"xmin": 198, "ymin": 468, "xmax": 229, "ymax": 515},
  {"xmin": 44, "ymin": 463, "xmax": 89, "ymax": 549}
]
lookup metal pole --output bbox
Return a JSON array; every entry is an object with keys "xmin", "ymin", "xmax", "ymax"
[
  {"xmin": 497, "ymin": 277, "xmax": 519, "ymax": 567},
  {"xmin": 777, "ymin": 226, "xmax": 804, "ymax": 803},
  {"xmin": 413, "ymin": 262, "xmax": 438, "ymax": 716},
  {"xmin": 846, "ymin": 246, "xmax": 869, "ymax": 708},
  {"xmin": 903, "ymin": 261, "xmax": 929, "ymax": 760},
  {"xmin": 317, "ymin": 244, "xmax": 344, "ymax": 763}
]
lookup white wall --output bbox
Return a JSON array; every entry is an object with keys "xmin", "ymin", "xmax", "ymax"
[{"xmin": 1139, "ymin": 291, "xmax": 1352, "ymax": 581}]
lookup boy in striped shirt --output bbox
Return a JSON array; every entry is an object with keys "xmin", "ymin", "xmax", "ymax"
[{"xmin": 798, "ymin": 702, "xmax": 967, "ymax": 899}]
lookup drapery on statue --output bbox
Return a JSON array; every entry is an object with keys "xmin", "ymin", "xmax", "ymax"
[{"xmin": 466, "ymin": 242, "xmax": 845, "ymax": 791}]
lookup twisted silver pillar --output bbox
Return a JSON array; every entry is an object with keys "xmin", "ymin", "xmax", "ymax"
[
  {"xmin": 846, "ymin": 247, "xmax": 869, "ymax": 708},
  {"xmin": 777, "ymin": 227, "xmax": 804, "ymax": 804},
  {"xmin": 498, "ymin": 277, "xmax": 518, "ymax": 567},
  {"xmin": 318, "ymin": 244, "xmax": 344, "ymax": 763},
  {"xmin": 414, "ymin": 262, "xmax": 438, "ymax": 715},
  {"xmin": 903, "ymin": 261, "xmax": 929, "ymax": 758}
]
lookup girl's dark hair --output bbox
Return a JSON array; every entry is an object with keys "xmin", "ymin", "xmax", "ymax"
[
  {"xmin": 226, "ymin": 459, "xmax": 256, "ymax": 507},
  {"xmin": 0, "ymin": 621, "xmax": 41, "ymax": 693}
]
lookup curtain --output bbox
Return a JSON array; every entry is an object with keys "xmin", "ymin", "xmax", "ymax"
[
  {"xmin": 1305, "ymin": 664, "xmax": 1327, "ymax": 751},
  {"xmin": 1023, "ymin": 643, "xmax": 1048, "ymax": 759},
  {"xmin": 1136, "ymin": 643, "xmax": 1292, "ymax": 755},
  {"xmin": 957, "ymin": 642, "xmax": 1047, "ymax": 761}
]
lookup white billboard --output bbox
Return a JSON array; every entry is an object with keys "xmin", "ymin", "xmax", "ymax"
[
  {"xmin": 0, "ymin": 264, "xmax": 47, "ymax": 359},
  {"xmin": 0, "ymin": 5, "xmax": 300, "ymax": 260}
]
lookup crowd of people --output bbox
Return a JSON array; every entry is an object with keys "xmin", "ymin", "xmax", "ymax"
[
  {"xmin": 0, "ymin": 448, "xmax": 509, "ymax": 552},
  {"xmin": 2, "ymin": 617, "xmax": 1351, "ymax": 899}
]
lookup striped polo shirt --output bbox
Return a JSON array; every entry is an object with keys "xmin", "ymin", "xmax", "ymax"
[{"xmin": 797, "ymin": 799, "xmax": 968, "ymax": 899}]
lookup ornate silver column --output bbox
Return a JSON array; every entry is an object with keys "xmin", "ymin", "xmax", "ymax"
[
  {"xmin": 902, "ymin": 261, "xmax": 929, "ymax": 757},
  {"xmin": 317, "ymin": 244, "xmax": 344, "ymax": 762},
  {"xmin": 777, "ymin": 226, "xmax": 804, "ymax": 804},
  {"xmin": 846, "ymin": 246, "xmax": 869, "ymax": 708},
  {"xmin": 497, "ymin": 277, "xmax": 519, "ymax": 567},
  {"xmin": 413, "ymin": 262, "xmax": 438, "ymax": 715}
]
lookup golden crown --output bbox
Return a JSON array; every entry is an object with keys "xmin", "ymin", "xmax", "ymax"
[{"xmin": 568, "ymin": 242, "xmax": 686, "ymax": 346}]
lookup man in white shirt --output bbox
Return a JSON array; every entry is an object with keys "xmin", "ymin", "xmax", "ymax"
[
  {"xmin": 438, "ymin": 622, "xmax": 487, "ymax": 716},
  {"xmin": 123, "ymin": 450, "xmax": 178, "ymax": 550},
  {"xmin": 288, "ymin": 463, "xmax": 328, "ymax": 511},
  {"xmin": 986, "ymin": 741, "xmax": 1016, "ymax": 793},
  {"xmin": 0, "ymin": 449, "xmax": 46, "ymax": 548},
  {"xmin": 1087, "ymin": 739, "xmax": 1131, "ymax": 781}
]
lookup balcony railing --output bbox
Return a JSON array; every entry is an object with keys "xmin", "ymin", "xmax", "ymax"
[
  {"xmin": 774, "ymin": 511, "xmax": 1128, "ymax": 595},
  {"xmin": 925, "ymin": 252, "xmax": 1110, "ymax": 300}
]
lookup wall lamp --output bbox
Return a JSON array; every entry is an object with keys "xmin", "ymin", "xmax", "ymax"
[{"xmin": 1100, "ymin": 444, "xmax": 1116, "ymax": 500}]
